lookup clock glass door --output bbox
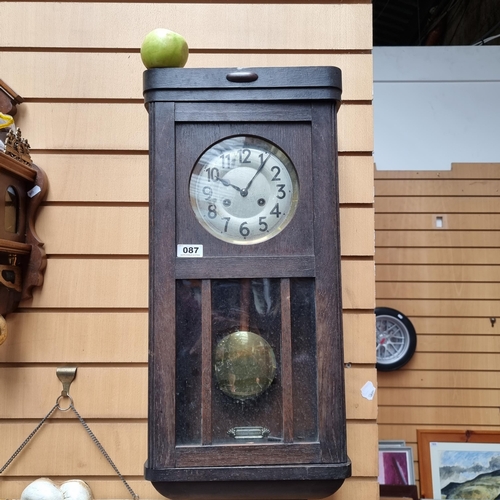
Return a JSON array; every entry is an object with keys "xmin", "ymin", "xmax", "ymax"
[{"xmin": 175, "ymin": 277, "xmax": 318, "ymax": 452}]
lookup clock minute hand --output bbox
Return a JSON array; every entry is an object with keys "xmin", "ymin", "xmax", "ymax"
[{"xmin": 241, "ymin": 153, "xmax": 271, "ymax": 196}]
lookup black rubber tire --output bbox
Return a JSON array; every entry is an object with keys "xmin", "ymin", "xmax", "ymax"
[{"xmin": 375, "ymin": 307, "xmax": 417, "ymax": 371}]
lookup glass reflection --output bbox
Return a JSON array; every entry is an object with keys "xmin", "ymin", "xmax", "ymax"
[
  {"xmin": 175, "ymin": 279, "xmax": 202, "ymax": 445},
  {"xmin": 211, "ymin": 278, "xmax": 283, "ymax": 443}
]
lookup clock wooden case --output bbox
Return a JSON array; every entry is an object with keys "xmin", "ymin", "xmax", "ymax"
[{"xmin": 144, "ymin": 66, "xmax": 350, "ymax": 500}]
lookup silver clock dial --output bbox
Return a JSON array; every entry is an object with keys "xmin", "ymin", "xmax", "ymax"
[{"xmin": 189, "ymin": 136, "xmax": 299, "ymax": 245}]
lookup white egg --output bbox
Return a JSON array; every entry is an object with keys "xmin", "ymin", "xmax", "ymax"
[
  {"xmin": 20, "ymin": 478, "xmax": 64, "ymax": 500},
  {"xmin": 19, "ymin": 478, "xmax": 94, "ymax": 500},
  {"xmin": 60, "ymin": 479, "xmax": 94, "ymax": 500}
]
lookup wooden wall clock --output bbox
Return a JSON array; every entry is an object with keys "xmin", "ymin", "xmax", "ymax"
[
  {"xmin": 0, "ymin": 128, "xmax": 47, "ymax": 327},
  {"xmin": 144, "ymin": 66, "xmax": 350, "ymax": 500}
]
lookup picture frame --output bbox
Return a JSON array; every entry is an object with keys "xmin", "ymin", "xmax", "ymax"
[
  {"xmin": 417, "ymin": 429, "xmax": 500, "ymax": 499},
  {"xmin": 379, "ymin": 440, "xmax": 407, "ymax": 447},
  {"xmin": 378, "ymin": 445, "xmax": 415, "ymax": 486}
]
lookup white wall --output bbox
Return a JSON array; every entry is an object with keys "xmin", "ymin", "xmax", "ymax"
[{"xmin": 373, "ymin": 46, "xmax": 500, "ymax": 170}]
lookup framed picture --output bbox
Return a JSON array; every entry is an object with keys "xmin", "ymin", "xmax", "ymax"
[
  {"xmin": 379, "ymin": 445, "xmax": 415, "ymax": 485},
  {"xmin": 417, "ymin": 430, "xmax": 500, "ymax": 499}
]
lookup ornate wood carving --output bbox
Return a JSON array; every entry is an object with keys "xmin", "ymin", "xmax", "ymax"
[
  {"xmin": 5, "ymin": 128, "xmax": 32, "ymax": 166},
  {"xmin": 22, "ymin": 162, "xmax": 48, "ymax": 301}
]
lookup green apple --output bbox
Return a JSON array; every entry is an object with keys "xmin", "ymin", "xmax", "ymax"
[{"xmin": 140, "ymin": 28, "xmax": 189, "ymax": 69}]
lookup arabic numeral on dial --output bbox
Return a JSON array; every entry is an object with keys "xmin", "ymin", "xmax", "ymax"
[
  {"xmin": 208, "ymin": 204, "xmax": 217, "ymax": 219},
  {"xmin": 202, "ymin": 186, "xmax": 214, "ymax": 201},
  {"xmin": 259, "ymin": 217, "xmax": 268, "ymax": 232},
  {"xmin": 239, "ymin": 221, "xmax": 250, "ymax": 237},
  {"xmin": 220, "ymin": 154, "xmax": 231, "ymax": 168},
  {"xmin": 259, "ymin": 152, "xmax": 271, "ymax": 167},
  {"xmin": 271, "ymin": 165, "xmax": 281, "ymax": 181},
  {"xmin": 239, "ymin": 148, "xmax": 251, "ymax": 163},
  {"xmin": 276, "ymin": 184, "xmax": 286, "ymax": 199},
  {"xmin": 206, "ymin": 167, "xmax": 220, "ymax": 182},
  {"xmin": 222, "ymin": 217, "xmax": 230, "ymax": 232},
  {"xmin": 270, "ymin": 203, "xmax": 282, "ymax": 218}
]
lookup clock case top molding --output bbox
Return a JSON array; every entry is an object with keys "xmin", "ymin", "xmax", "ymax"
[{"xmin": 144, "ymin": 66, "xmax": 350, "ymax": 500}]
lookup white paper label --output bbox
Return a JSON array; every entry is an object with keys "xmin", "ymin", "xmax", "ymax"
[
  {"xmin": 27, "ymin": 185, "xmax": 41, "ymax": 198},
  {"xmin": 360, "ymin": 381, "xmax": 376, "ymax": 401},
  {"xmin": 177, "ymin": 244, "xmax": 203, "ymax": 258}
]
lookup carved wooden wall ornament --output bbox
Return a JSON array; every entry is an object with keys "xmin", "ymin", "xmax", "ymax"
[{"xmin": 0, "ymin": 128, "xmax": 47, "ymax": 341}]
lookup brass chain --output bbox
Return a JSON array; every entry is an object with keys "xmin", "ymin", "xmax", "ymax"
[
  {"xmin": 0, "ymin": 398, "xmax": 139, "ymax": 500},
  {"xmin": 0, "ymin": 402, "xmax": 58, "ymax": 475},
  {"xmin": 68, "ymin": 403, "xmax": 139, "ymax": 500}
]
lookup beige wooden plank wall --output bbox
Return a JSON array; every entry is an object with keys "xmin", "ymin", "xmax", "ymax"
[
  {"xmin": 375, "ymin": 164, "xmax": 500, "ymax": 490},
  {"xmin": 0, "ymin": 2, "xmax": 376, "ymax": 499}
]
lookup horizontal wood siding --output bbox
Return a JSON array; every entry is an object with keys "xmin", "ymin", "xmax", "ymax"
[
  {"xmin": 0, "ymin": 2, "xmax": 375, "ymax": 498},
  {"xmin": 375, "ymin": 164, "xmax": 500, "ymax": 493}
]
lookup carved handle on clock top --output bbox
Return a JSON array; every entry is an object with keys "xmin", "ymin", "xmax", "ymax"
[{"xmin": 226, "ymin": 71, "xmax": 259, "ymax": 83}]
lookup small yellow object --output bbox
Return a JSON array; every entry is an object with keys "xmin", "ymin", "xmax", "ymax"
[{"xmin": 0, "ymin": 112, "xmax": 14, "ymax": 129}]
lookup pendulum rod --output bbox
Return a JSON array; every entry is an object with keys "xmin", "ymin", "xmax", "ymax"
[{"xmin": 240, "ymin": 278, "xmax": 251, "ymax": 332}]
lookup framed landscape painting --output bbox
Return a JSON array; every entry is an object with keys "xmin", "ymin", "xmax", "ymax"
[{"xmin": 417, "ymin": 430, "xmax": 500, "ymax": 499}]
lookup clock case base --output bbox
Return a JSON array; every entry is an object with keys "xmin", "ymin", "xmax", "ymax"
[{"xmin": 147, "ymin": 463, "xmax": 351, "ymax": 500}]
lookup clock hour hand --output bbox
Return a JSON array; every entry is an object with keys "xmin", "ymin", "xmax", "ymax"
[
  {"xmin": 241, "ymin": 153, "xmax": 271, "ymax": 196},
  {"xmin": 218, "ymin": 177, "xmax": 242, "ymax": 192}
]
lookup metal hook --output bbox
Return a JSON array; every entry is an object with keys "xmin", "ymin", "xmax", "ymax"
[
  {"xmin": 56, "ymin": 367, "xmax": 77, "ymax": 397},
  {"xmin": 491, "ymin": 318, "xmax": 497, "ymax": 328}
]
